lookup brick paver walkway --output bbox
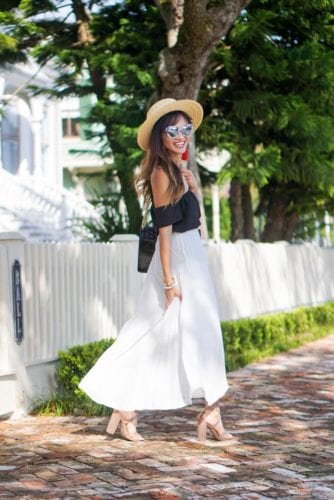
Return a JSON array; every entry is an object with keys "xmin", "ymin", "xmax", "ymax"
[{"xmin": 0, "ymin": 334, "xmax": 333, "ymax": 499}]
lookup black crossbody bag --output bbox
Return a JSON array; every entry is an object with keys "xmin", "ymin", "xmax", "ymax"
[{"xmin": 137, "ymin": 202, "xmax": 158, "ymax": 273}]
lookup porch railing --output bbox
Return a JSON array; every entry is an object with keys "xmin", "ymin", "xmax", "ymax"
[{"xmin": 0, "ymin": 168, "xmax": 98, "ymax": 241}]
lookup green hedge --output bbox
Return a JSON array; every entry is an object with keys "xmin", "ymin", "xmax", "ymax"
[
  {"xmin": 33, "ymin": 301, "xmax": 334, "ymax": 416},
  {"xmin": 222, "ymin": 301, "xmax": 334, "ymax": 371},
  {"xmin": 33, "ymin": 338, "xmax": 114, "ymax": 416}
]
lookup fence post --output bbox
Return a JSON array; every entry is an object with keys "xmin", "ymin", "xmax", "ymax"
[{"xmin": 0, "ymin": 232, "xmax": 29, "ymax": 418}]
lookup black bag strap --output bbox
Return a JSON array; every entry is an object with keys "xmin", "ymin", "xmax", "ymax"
[{"xmin": 141, "ymin": 196, "xmax": 153, "ymax": 228}]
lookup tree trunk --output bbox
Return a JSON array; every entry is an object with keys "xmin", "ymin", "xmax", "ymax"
[
  {"xmin": 156, "ymin": 0, "xmax": 252, "ymax": 100},
  {"xmin": 117, "ymin": 165, "xmax": 142, "ymax": 234},
  {"xmin": 241, "ymin": 183, "xmax": 255, "ymax": 240},
  {"xmin": 155, "ymin": 0, "xmax": 251, "ymax": 238},
  {"xmin": 259, "ymin": 181, "xmax": 302, "ymax": 242},
  {"xmin": 282, "ymin": 211, "xmax": 300, "ymax": 242},
  {"xmin": 229, "ymin": 178, "xmax": 244, "ymax": 241},
  {"xmin": 261, "ymin": 192, "xmax": 289, "ymax": 242}
]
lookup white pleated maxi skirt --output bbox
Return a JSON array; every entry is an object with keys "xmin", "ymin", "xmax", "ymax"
[{"xmin": 79, "ymin": 229, "xmax": 228, "ymax": 411}]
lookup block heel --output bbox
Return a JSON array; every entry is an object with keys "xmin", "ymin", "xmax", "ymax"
[
  {"xmin": 106, "ymin": 410, "xmax": 144, "ymax": 442},
  {"xmin": 197, "ymin": 406, "xmax": 233, "ymax": 443},
  {"xmin": 106, "ymin": 410, "xmax": 121, "ymax": 435}
]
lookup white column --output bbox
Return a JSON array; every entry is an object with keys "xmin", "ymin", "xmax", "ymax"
[
  {"xmin": 46, "ymin": 99, "xmax": 63, "ymax": 186},
  {"xmin": 18, "ymin": 98, "xmax": 33, "ymax": 176},
  {"xmin": 31, "ymin": 99, "xmax": 44, "ymax": 176},
  {"xmin": 314, "ymin": 220, "xmax": 320, "ymax": 246},
  {"xmin": 211, "ymin": 183, "xmax": 220, "ymax": 242},
  {"xmin": 324, "ymin": 212, "xmax": 331, "ymax": 247},
  {"xmin": 0, "ymin": 74, "xmax": 5, "ymax": 169}
]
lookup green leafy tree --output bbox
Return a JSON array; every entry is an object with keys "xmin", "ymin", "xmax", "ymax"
[
  {"xmin": 199, "ymin": 0, "xmax": 334, "ymax": 241},
  {"xmin": 0, "ymin": 0, "xmax": 250, "ymax": 238},
  {"xmin": 0, "ymin": 0, "xmax": 164, "ymax": 233}
]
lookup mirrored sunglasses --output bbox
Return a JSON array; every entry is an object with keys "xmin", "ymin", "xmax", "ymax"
[{"xmin": 164, "ymin": 123, "xmax": 193, "ymax": 139}]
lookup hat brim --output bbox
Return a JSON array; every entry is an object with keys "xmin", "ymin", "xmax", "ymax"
[{"xmin": 137, "ymin": 99, "xmax": 203, "ymax": 151}]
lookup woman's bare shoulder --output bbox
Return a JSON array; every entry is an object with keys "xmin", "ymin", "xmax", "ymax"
[{"xmin": 151, "ymin": 166, "xmax": 170, "ymax": 207}]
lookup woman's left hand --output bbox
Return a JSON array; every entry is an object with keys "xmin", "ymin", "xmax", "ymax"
[
  {"xmin": 182, "ymin": 168, "xmax": 199, "ymax": 193},
  {"xmin": 165, "ymin": 286, "xmax": 182, "ymax": 309}
]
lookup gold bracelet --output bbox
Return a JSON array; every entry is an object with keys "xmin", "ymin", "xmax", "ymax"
[
  {"xmin": 163, "ymin": 277, "xmax": 177, "ymax": 289},
  {"xmin": 164, "ymin": 282, "xmax": 177, "ymax": 290}
]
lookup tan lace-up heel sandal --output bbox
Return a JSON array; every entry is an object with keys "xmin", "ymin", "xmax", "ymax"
[
  {"xmin": 197, "ymin": 405, "xmax": 234, "ymax": 443},
  {"xmin": 106, "ymin": 410, "xmax": 144, "ymax": 442}
]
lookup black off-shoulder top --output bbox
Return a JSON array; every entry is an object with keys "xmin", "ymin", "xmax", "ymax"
[{"xmin": 151, "ymin": 190, "xmax": 201, "ymax": 233}]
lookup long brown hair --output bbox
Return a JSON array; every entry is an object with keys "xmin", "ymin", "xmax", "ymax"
[{"xmin": 135, "ymin": 111, "xmax": 191, "ymax": 206}]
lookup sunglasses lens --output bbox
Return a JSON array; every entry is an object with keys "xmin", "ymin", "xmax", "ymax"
[
  {"xmin": 182, "ymin": 124, "xmax": 193, "ymax": 136},
  {"xmin": 165, "ymin": 127, "xmax": 178, "ymax": 138},
  {"xmin": 165, "ymin": 123, "xmax": 193, "ymax": 139}
]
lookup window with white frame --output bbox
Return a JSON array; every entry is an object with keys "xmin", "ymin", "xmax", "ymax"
[{"xmin": 62, "ymin": 116, "xmax": 80, "ymax": 138}]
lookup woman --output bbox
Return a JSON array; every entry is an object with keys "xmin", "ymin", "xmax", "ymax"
[{"xmin": 79, "ymin": 98, "xmax": 232, "ymax": 443}]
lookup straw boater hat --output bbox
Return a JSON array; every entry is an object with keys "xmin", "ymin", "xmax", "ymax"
[{"xmin": 137, "ymin": 98, "xmax": 204, "ymax": 151}]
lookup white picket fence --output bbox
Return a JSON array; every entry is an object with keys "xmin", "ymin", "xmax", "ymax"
[
  {"xmin": 23, "ymin": 239, "xmax": 145, "ymax": 365},
  {"xmin": 1, "ymin": 232, "xmax": 334, "ymax": 417}
]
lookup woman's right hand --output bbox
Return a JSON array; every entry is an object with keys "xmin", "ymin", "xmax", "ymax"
[{"xmin": 165, "ymin": 286, "xmax": 182, "ymax": 309}]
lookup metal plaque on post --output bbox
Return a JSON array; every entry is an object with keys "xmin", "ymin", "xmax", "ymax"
[{"xmin": 12, "ymin": 259, "xmax": 24, "ymax": 345}]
